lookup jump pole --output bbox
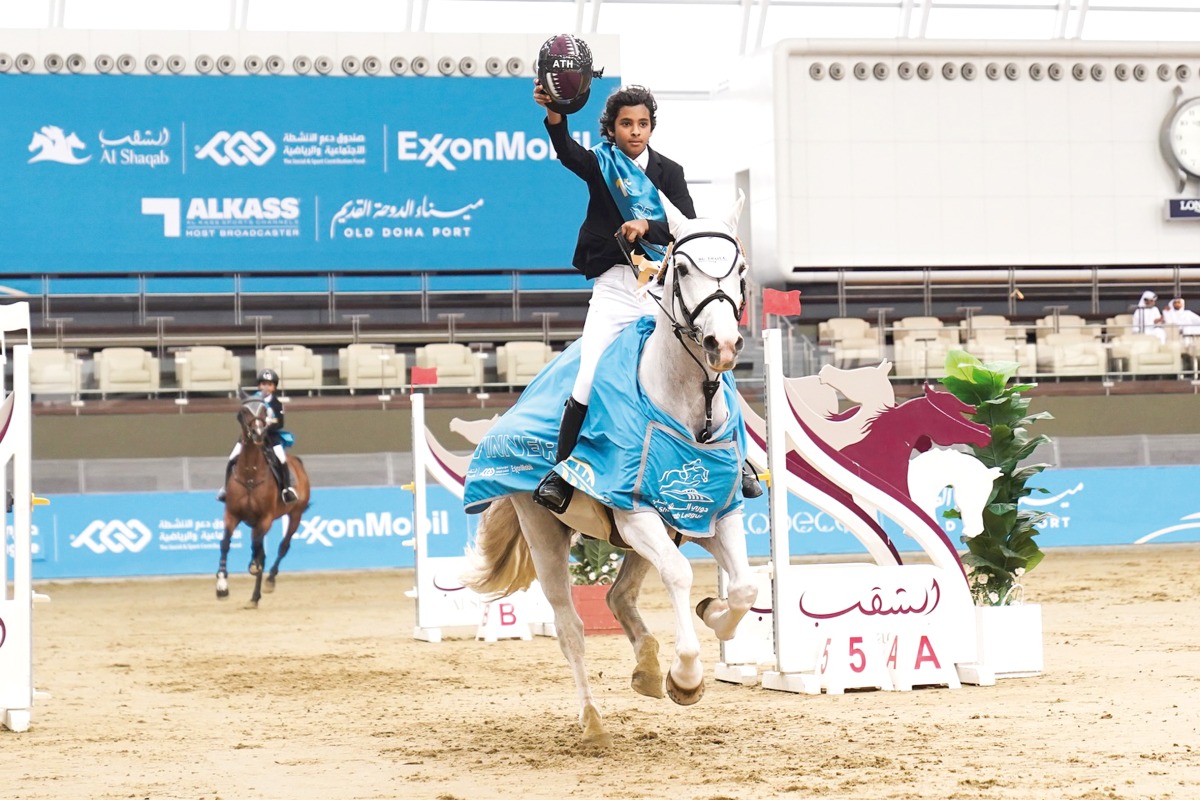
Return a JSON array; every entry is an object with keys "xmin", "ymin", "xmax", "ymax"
[
  {"xmin": 406, "ymin": 393, "xmax": 549, "ymax": 643},
  {"xmin": 0, "ymin": 302, "xmax": 50, "ymax": 732}
]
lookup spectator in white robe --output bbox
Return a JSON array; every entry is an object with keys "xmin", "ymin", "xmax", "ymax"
[
  {"xmin": 1163, "ymin": 297, "xmax": 1200, "ymax": 338},
  {"xmin": 1132, "ymin": 290, "xmax": 1165, "ymax": 344}
]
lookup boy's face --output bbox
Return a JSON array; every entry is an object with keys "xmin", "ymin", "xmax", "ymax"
[
  {"xmin": 259, "ymin": 381, "xmax": 275, "ymax": 393},
  {"xmin": 610, "ymin": 103, "xmax": 653, "ymax": 160}
]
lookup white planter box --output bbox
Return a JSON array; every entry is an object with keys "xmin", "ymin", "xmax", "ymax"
[{"xmin": 975, "ymin": 604, "xmax": 1044, "ymax": 678}]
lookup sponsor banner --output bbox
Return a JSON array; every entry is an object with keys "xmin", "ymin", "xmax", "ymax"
[
  {"xmin": 1166, "ymin": 198, "xmax": 1200, "ymax": 220},
  {"xmin": 15, "ymin": 465, "xmax": 1200, "ymax": 580},
  {"xmin": 0, "ymin": 74, "xmax": 618, "ymax": 274}
]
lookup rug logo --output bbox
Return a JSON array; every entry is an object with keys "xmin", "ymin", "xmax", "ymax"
[{"xmin": 658, "ymin": 459, "xmax": 713, "ymax": 504}]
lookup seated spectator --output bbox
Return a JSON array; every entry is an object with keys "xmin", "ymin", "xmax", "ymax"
[
  {"xmin": 1163, "ymin": 297, "xmax": 1200, "ymax": 337},
  {"xmin": 1132, "ymin": 290, "xmax": 1165, "ymax": 343}
]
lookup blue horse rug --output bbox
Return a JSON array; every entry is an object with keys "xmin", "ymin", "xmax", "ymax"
[{"xmin": 463, "ymin": 316, "xmax": 746, "ymax": 538}]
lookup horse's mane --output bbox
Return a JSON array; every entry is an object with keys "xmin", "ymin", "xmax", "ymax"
[{"xmin": 857, "ymin": 402, "xmax": 899, "ymax": 435}]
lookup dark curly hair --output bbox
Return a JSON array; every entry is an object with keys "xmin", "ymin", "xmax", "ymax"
[{"xmin": 598, "ymin": 85, "xmax": 658, "ymax": 143}]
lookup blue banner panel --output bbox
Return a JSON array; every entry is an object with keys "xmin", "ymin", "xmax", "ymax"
[
  {"xmin": 15, "ymin": 465, "xmax": 1198, "ymax": 581},
  {"xmin": 0, "ymin": 74, "xmax": 618, "ymax": 275}
]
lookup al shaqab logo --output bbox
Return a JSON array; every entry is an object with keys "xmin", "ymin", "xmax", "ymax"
[{"xmin": 27, "ymin": 125, "xmax": 91, "ymax": 165}]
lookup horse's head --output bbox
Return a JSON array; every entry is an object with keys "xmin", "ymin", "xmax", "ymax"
[
  {"xmin": 921, "ymin": 384, "xmax": 992, "ymax": 448},
  {"xmin": 238, "ymin": 397, "xmax": 270, "ymax": 445},
  {"xmin": 658, "ymin": 192, "xmax": 747, "ymax": 372}
]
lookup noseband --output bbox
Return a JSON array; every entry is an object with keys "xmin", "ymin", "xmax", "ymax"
[{"xmin": 657, "ymin": 231, "xmax": 747, "ymax": 346}]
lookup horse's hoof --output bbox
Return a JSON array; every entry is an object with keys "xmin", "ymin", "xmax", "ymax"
[
  {"xmin": 580, "ymin": 706, "xmax": 612, "ymax": 751},
  {"xmin": 695, "ymin": 597, "xmax": 715, "ymax": 621},
  {"xmin": 248, "ymin": 562, "xmax": 261, "ymax": 576},
  {"xmin": 631, "ymin": 638, "xmax": 665, "ymax": 699},
  {"xmin": 263, "ymin": 577, "xmax": 275, "ymax": 594},
  {"xmin": 665, "ymin": 673, "xmax": 705, "ymax": 706},
  {"xmin": 216, "ymin": 589, "xmax": 229, "ymax": 600},
  {"xmin": 631, "ymin": 667, "xmax": 665, "ymax": 699},
  {"xmin": 244, "ymin": 600, "xmax": 259, "ymax": 610}
]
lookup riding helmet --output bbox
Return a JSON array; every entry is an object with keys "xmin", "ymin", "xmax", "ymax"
[
  {"xmin": 537, "ymin": 34, "xmax": 599, "ymax": 115},
  {"xmin": 257, "ymin": 368, "xmax": 280, "ymax": 385}
]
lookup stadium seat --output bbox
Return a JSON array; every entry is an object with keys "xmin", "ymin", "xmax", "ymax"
[
  {"xmin": 338, "ymin": 343, "xmax": 406, "ymax": 393},
  {"xmin": 496, "ymin": 341, "xmax": 556, "ymax": 388},
  {"xmin": 175, "ymin": 346, "xmax": 241, "ymax": 394},
  {"xmin": 818, "ymin": 318, "xmax": 883, "ymax": 368},
  {"xmin": 414, "ymin": 343, "xmax": 484, "ymax": 388},
  {"xmin": 257, "ymin": 344, "xmax": 324, "ymax": 390},
  {"xmin": 1109, "ymin": 333, "xmax": 1183, "ymax": 376},
  {"xmin": 28, "ymin": 348, "xmax": 83, "ymax": 395},
  {"xmin": 1035, "ymin": 333, "xmax": 1108, "ymax": 376},
  {"xmin": 94, "ymin": 347, "xmax": 160, "ymax": 398}
]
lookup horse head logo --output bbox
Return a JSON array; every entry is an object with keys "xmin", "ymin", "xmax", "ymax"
[
  {"xmin": 920, "ymin": 383, "xmax": 991, "ymax": 449},
  {"xmin": 28, "ymin": 125, "xmax": 92, "ymax": 165}
]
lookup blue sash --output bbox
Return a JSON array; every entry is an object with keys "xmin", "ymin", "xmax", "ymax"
[
  {"xmin": 464, "ymin": 317, "xmax": 745, "ymax": 537},
  {"xmin": 593, "ymin": 143, "xmax": 665, "ymax": 262}
]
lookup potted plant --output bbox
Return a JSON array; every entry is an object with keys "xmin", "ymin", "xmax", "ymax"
[
  {"xmin": 569, "ymin": 535, "xmax": 624, "ymax": 634},
  {"xmin": 939, "ymin": 349, "xmax": 1053, "ymax": 676}
]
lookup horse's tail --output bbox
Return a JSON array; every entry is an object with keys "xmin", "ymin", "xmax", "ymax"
[{"xmin": 460, "ymin": 497, "xmax": 536, "ymax": 600}]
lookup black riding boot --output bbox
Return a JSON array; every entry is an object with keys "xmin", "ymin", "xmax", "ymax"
[
  {"xmin": 533, "ymin": 397, "xmax": 588, "ymax": 514},
  {"xmin": 280, "ymin": 462, "xmax": 298, "ymax": 503},
  {"xmin": 740, "ymin": 460, "xmax": 764, "ymax": 498},
  {"xmin": 216, "ymin": 459, "xmax": 235, "ymax": 502}
]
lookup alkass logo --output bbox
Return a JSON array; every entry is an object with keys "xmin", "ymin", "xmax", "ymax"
[
  {"xmin": 195, "ymin": 130, "xmax": 275, "ymax": 166},
  {"xmin": 72, "ymin": 520, "xmax": 153, "ymax": 554}
]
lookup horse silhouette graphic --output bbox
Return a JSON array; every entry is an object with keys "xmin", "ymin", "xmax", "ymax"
[
  {"xmin": 658, "ymin": 459, "xmax": 713, "ymax": 504},
  {"xmin": 28, "ymin": 125, "xmax": 91, "ymax": 164}
]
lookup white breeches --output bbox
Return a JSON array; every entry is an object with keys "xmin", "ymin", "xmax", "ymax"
[
  {"xmin": 227, "ymin": 441, "xmax": 287, "ymax": 463},
  {"xmin": 571, "ymin": 265, "xmax": 659, "ymax": 403}
]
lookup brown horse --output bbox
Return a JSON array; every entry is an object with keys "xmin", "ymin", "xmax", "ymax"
[{"xmin": 216, "ymin": 396, "xmax": 311, "ymax": 608}]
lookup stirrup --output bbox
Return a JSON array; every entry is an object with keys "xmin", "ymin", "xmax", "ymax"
[
  {"xmin": 216, "ymin": 489, "xmax": 226, "ymax": 503},
  {"xmin": 532, "ymin": 471, "xmax": 573, "ymax": 514},
  {"xmin": 740, "ymin": 462, "xmax": 763, "ymax": 499},
  {"xmin": 281, "ymin": 486, "xmax": 298, "ymax": 503}
]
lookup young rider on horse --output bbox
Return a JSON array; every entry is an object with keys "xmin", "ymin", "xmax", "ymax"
[
  {"xmin": 216, "ymin": 368, "xmax": 299, "ymax": 503},
  {"xmin": 530, "ymin": 76, "xmax": 761, "ymax": 513}
]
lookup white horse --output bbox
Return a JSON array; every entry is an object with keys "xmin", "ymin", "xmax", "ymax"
[
  {"xmin": 908, "ymin": 447, "xmax": 1001, "ymax": 538},
  {"xmin": 461, "ymin": 195, "xmax": 756, "ymax": 749}
]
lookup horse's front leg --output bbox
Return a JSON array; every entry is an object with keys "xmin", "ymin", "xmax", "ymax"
[
  {"xmin": 615, "ymin": 510, "xmax": 704, "ymax": 706},
  {"xmin": 246, "ymin": 524, "xmax": 268, "ymax": 609},
  {"xmin": 608, "ymin": 550, "xmax": 665, "ymax": 699},
  {"xmin": 510, "ymin": 496, "xmax": 611, "ymax": 749},
  {"xmin": 216, "ymin": 513, "xmax": 237, "ymax": 600},
  {"xmin": 692, "ymin": 511, "xmax": 757, "ymax": 641},
  {"xmin": 266, "ymin": 512, "xmax": 301, "ymax": 593}
]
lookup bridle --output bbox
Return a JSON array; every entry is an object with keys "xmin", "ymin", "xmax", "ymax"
[
  {"xmin": 239, "ymin": 398, "xmax": 270, "ymax": 446},
  {"xmin": 618, "ymin": 228, "xmax": 747, "ymax": 442}
]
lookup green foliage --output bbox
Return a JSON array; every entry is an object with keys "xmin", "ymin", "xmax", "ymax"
[
  {"xmin": 940, "ymin": 350, "xmax": 1054, "ymax": 606},
  {"xmin": 569, "ymin": 535, "xmax": 624, "ymax": 586}
]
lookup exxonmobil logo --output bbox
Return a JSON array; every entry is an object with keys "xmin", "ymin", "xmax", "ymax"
[{"xmin": 395, "ymin": 129, "xmax": 592, "ymax": 171}]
